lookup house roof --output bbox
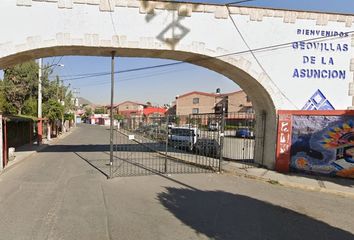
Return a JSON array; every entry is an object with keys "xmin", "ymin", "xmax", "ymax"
[
  {"xmin": 177, "ymin": 91, "xmax": 217, "ymax": 99},
  {"xmin": 225, "ymin": 90, "xmax": 245, "ymax": 96},
  {"xmin": 143, "ymin": 107, "xmax": 167, "ymax": 116},
  {"xmin": 177, "ymin": 90, "xmax": 244, "ymax": 99},
  {"xmin": 117, "ymin": 101, "xmax": 147, "ymax": 107}
]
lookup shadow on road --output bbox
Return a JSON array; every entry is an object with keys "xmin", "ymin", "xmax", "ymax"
[{"xmin": 158, "ymin": 187, "xmax": 354, "ymax": 240}]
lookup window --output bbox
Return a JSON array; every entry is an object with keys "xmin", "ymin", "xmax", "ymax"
[
  {"xmin": 246, "ymin": 95, "xmax": 251, "ymax": 102},
  {"xmin": 192, "ymin": 98, "xmax": 199, "ymax": 104},
  {"xmin": 192, "ymin": 108, "xmax": 199, "ymax": 114}
]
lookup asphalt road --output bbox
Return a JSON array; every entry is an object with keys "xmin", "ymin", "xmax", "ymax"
[{"xmin": 0, "ymin": 124, "xmax": 353, "ymax": 240}]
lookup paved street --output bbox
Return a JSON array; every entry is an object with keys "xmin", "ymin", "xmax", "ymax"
[{"xmin": 0, "ymin": 124, "xmax": 353, "ymax": 240}]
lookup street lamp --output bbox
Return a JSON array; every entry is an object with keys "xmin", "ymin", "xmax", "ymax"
[{"xmin": 37, "ymin": 58, "xmax": 64, "ymax": 144}]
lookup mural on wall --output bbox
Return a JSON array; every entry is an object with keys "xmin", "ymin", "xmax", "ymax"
[
  {"xmin": 290, "ymin": 115, "xmax": 354, "ymax": 178},
  {"xmin": 302, "ymin": 89, "xmax": 335, "ymax": 110}
]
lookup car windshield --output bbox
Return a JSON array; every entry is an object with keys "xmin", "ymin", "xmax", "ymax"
[{"xmin": 171, "ymin": 128, "xmax": 193, "ymax": 136}]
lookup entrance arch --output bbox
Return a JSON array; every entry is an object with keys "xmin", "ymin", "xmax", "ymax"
[
  {"xmin": 0, "ymin": 46, "xmax": 278, "ymax": 168},
  {"xmin": 4, "ymin": 0, "xmax": 352, "ymax": 169}
]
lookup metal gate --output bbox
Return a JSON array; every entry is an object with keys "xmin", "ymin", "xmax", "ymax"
[{"xmin": 110, "ymin": 112, "xmax": 256, "ymax": 177}]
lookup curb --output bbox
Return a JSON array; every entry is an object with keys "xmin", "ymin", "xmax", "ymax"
[{"xmin": 223, "ymin": 167, "xmax": 354, "ymax": 200}]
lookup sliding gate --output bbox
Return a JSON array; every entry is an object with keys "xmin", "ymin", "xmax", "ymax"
[{"xmin": 111, "ymin": 113, "xmax": 256, "ymax": 177}]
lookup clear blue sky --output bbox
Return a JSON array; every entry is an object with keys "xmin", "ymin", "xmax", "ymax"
[{"xmin": 1, "ymin": 0, "xmax": 354, "ymax": 105}]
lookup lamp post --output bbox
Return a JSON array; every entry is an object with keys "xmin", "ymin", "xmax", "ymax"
[{"xmin": 37, "ymin": 58, "xmax": 64, "ymax": 144}]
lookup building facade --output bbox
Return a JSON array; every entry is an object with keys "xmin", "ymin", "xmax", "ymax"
[
  {"xmin": 176, "ymin": 90, "xmax": 253, "ymax": 116},
  {"xmin": 176, "ymin": 91, "xmax": 217, "ymax": 116}
]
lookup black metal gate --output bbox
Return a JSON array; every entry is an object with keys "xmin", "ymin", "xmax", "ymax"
[{"xmin": 110, "ymin": 112, "xmax": 256, "ymax": 177}]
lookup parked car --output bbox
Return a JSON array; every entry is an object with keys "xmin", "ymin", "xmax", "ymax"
[
  {"xmin": 168, "ymin": 127, "xmax": 198, "ymax": 151},
  {"xmin": 235, "ymin": 128, "xmax": 254, "ymax": 138},
  {"xmin": 208, "ymin": 122, "xmax": 219, "ymax": 131},
  {"xmin": 194, "ymin": 138, "xmax": 220, "ymax": 158}
]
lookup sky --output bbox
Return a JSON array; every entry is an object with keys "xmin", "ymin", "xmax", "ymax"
[{"xmin": 1, "ymin": 0, "xmax": 354, "ymax": 106}]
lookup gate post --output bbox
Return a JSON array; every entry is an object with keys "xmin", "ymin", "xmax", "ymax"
[
  {"xmin": 219, "ymin": 98, "xmax": 226, "ymax": 172},
  {"xmin": 164, "ymin": 115, "xmax": 169, "ymax": 173},
  {"xmin": 37, "ymin": 119, "xmax": 42, "ymax": 145},
  {"xmin": 109, "ymin": 51, "xmax": 116, "ymax": 179},
  {"xmin": 0, "ymin": 115, "xmax": 3, "ymax": 171}
]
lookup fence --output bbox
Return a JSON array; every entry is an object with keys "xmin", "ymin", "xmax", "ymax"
[{"xmin": 111, "ymin": 112, "xmax": 256, "ymax": 177}]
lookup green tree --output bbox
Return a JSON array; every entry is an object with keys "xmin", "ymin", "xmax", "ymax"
[
  {"xmin": 83, "ymin": 107, "xmax": 93, "ymax": 117},
  {"xmin": 22, "ymin": 96, "xmax": 37, "ymax": 116},
  {"xmin": 114, "ymin": 114, "xmax": 124, "ymax": 121},
  {"xmin": 43, "ymin": 99, "xmax": 64, "ymax": 122},
  {"xmin": 94, "ymin": 107, "xmax": 105, "ymax": 114},
  {"xmin": 42, "ymin": 76, "xmax": 59, "ymax": 103},
  {"xmin": 3, "ymin": 61, "xmax": 38, "ymax": 115},
  {"xmin": 0, "ymin": 80, "xmax": 8, "ymax": 113}
]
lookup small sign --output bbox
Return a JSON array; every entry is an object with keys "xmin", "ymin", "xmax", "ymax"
[{"xmin": 128, "ymin": 135, "xmax": 135, "ymax": 140}]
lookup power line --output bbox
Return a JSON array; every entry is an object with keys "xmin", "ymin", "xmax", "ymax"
[
  {"xmin": 50, "ymin": 56, "xmax": 64, "ymax": 72},
  {"xmin": 56, "ymin": 28, "xmax": 354, "ymax": 83},
  {"xmin": 227, "ymin": 0, "xmax": 255, "ymax": 5},
  {"xmin": 225, "ymin": 3, "xmax": 299, "ymax": 109},
  {"xmin": 75, "ymin": 67, "xmax": 191, "ymax": 88}
]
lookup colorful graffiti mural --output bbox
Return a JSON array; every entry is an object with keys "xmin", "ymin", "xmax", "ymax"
[{"xmin": 290, "ymin": 115, "xmax": 354, "ymax": 178}]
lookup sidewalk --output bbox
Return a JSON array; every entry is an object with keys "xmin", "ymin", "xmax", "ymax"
[
  {"xmin": 119, "ymin": 128, "xmax": 354, "ymax": 199},
  {"xmin": 223, "ymin": 161, "xmax": 354, "ymax": 199},
  {"xmin": 2, "ymin": 127, "xmax": 77, "ymax": 173}
]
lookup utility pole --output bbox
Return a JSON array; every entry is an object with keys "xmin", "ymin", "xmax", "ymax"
[
  {"xmin": 73, "ymin": 88, "xmax": 80, "ymax": 127},
  {"xmin": 37, "ymin": 58, "xmax": 43, "ymax": 145},
  {"xmin": 61, "ymin": 79, "xmax": 65, "ymax": 133}
]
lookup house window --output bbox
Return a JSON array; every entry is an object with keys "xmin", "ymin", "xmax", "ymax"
[
  {"xmin": 246, "ymin": 95, "xmax": 251, "ymax": 102},
  {"xmin": 192, "ymin": 108, "xmax": 199, "ymax": 114},
  {"xmin": 192, "ymin": 98, "xmax": 199, "ymax": 104}
]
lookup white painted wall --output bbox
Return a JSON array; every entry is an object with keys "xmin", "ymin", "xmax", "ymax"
[{"xmin": 0, "ymin": 0, "xmax": 353, "ymax": 168}]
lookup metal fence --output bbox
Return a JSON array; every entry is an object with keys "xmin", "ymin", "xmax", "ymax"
[{"xmin": 110, "ymin": 112, "xmax": 256, "ymax": 177}]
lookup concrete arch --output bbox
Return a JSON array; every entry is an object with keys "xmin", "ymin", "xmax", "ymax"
[
  {"xmin": 0, "ymin": 45, "xmax": 277, "ymax": 168},
  {"xmin": 5, "ymin": 0, "xmax": 353, "ymax": 168}
]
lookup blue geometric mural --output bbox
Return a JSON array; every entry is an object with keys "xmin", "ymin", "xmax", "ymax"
[{"xmin": 302, "ymin": 89, "xmax": 335, "ymax": 110}]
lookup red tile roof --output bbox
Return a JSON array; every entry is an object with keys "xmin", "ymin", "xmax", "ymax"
[{"xmin": 143, "ymin": 107, "xmax": 167, "ymax": 116}]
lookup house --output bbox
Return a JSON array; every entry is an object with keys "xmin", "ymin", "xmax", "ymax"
[
  {"xmin": 116, "ymin": 101, "xmax": 146, "ymax": 118},
  {"xmin": 175, "ymin": 90, "xmax": 253, "ymax": 116},
  {"xmin": 176, "ymin": 91, "xmax": 217, "ymax": 116}
]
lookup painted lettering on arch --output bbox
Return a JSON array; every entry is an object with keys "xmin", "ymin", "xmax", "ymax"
[{"xmin": 292, "ymin": 28, "xmax": 350, "ymax": 81}]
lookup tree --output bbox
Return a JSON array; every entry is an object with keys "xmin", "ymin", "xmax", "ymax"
[
  {"xmin": 3, "ymin": 61, "xmax": 38, "ymax": 115},
  {"xmin": 22, "ymin": 97, "xmax": 37, "ymax": 116},
  {"xmin": 114, "ymin": 114, "xmax": 124, "ymax": 121},
  {"xmin": 43, "ymin": 99, "xmax": 64, "ymax": 122},
  {"xmin": 82, "ymin": 107, "xmax": 93, "ymax": 122},
  {"xmin": 94, "ymin": 107, "xmax": 105, "ymax": 114},
  {"xmin": 0, "ymin": 80, "xmax": 8, "ymax": 113}
]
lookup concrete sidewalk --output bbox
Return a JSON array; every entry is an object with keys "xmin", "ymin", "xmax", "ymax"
[
  {"xmin": 2, "ymin": 127, "xmax": 77, "ymax": 173},
  {"xmin": 223, "ymin": 161, "xmax": 354, "ymax": 199}
]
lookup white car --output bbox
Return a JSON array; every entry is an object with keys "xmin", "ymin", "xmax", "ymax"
[{"xmin": 168, "ymin": 127, "xmax": 198, "ymax": 151}]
